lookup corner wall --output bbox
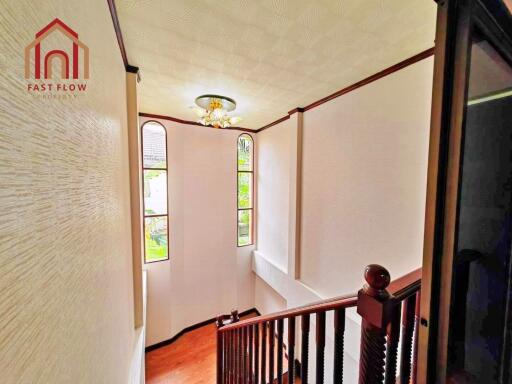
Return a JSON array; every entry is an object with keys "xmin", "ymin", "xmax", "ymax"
[
  {"xmin": 0, "ymin": 1, "xmax": 139, "ymax": 382},
  {"xmin": 139, "ymin": 117, "xmax": 255, "ymax": 347}
]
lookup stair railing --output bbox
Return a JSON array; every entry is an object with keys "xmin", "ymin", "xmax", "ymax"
[
  {"xmin": 357, "ymin": 264, "xmax": 422, "ymax": 384},
  {"xmin": 216, "ymin": 264, "xmax": 422, "ymax": 384}
]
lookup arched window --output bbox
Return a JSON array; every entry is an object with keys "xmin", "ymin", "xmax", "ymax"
[
  {"xmin": 141, "ymin": 121, "xmax": 169, "ymax": 263},
  {"xmin": 237, "ymin": 134, "xmax": 254, "ymax": 246}
]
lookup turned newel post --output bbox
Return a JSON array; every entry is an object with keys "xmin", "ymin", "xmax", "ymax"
[{"xmin": 357, "ymin": 264, "xmax": 393, "ymax": 384}]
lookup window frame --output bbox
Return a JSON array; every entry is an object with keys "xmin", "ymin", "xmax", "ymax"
[
  {"xmin": 237, "ymin": 133, "xmax": 254, "ymax": 247},
  {"xmin": 141, "ymin": 120, "xmax": 170, "ymax": 263}
]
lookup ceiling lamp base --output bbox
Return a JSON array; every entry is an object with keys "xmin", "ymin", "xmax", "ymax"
[{"xmin": 193, "ymin": 94, "xmax": 241, "ymax": 128}]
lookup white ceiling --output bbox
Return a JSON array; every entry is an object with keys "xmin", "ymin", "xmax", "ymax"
[{"xmin": 117, "ymin": 0, "xmax": 437, "ymax": 129}]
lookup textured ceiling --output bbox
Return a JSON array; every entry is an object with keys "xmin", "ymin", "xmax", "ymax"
[{"xmin": 117, "ymin": 0, "xmax": 437, "ymax": 129}]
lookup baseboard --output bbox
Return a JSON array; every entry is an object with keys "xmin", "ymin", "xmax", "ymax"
[{"xmin": 145, "ymin": 307, "xmax": 260, "ymax": 352}]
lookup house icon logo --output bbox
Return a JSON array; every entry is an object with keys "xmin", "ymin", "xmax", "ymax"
[{"xmin": 25, "ymin": 18, "xmax": 89, "ymax": 80}]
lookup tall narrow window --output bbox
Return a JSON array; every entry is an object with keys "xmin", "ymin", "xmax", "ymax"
[
  {"xmin": 141, "ymin": 121, "xmax": 169, "ymax": 263},
  {"xmin": 237, "ymin": 134, "xmax": 254, "ymax": 246}
]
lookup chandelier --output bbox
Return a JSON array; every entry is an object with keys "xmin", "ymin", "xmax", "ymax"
[{"xmin": 193, "ymin": 94, "xmax": 242, "ymax": 128}]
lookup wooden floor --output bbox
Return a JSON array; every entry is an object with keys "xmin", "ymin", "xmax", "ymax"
[
  {"xmin": 145, "ymin": 314, "xmax": 299, "ymax": 384},
  {"xmin": 146, "ymin": 315, "xmax": 258, "ymax": 384},
  {"xmin": 145, "ymin": 320, "xmax": 220, "ymax": 384}
]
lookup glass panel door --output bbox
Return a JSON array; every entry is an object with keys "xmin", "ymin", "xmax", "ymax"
[
  {"xmin": 420, "ymin": 1, "xmax": 512, "ymax": 382},
  {"xmin": 448, "ymin": 30, "xmax": 512, "ymax": 383}
]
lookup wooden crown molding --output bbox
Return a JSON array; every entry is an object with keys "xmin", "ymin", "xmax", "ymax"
[
  {"xmin": 107, "ymin": 0, "xmax": 140, "ymax": 75},
  {"xmin": 256, "ymin": 47, "xmax": 434, "ymax": 133},
  {"xmin": 139, "ymin": 112, "xmax": 256, "ymax": 133}
]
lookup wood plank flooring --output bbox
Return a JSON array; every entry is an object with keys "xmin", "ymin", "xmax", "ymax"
[
  {"xmin": 145, "ymin": 314, "xmax": 299, "ymax": 384},
  {"xmin": 145, "ymin": 320, "xmax": 220, "ymax": 384}
]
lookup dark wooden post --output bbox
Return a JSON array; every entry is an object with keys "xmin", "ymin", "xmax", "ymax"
[
  {"xmin": 357, "ymin": 264, "xmax": 393, "ymax": 384},
  {"xmin": 316, "ymin": 312, "xmax": 326, "ymax": 384},
  {"xmin": 231, "ymin": 309, "xmax": 240, "ymax": 323},
  {"xmin": 217, "ymin": 316, "xmax": 225, "ymax": 384},
  {"xmin": 301, "ymin": 314, "xmax": 310, "ymax": 384},
  {"xmin": 333, "ymin": 308, "xmax": 345, "ymax": 384},
  {"xmin": 288, "ymin": 317, "xmax": 296, "ymax": 384},
  {"xmin": 384, "ymin": 305, "xmax": 401, "ymax": 384}
]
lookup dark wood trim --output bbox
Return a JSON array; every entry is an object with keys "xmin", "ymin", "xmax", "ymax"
[
  {"xmin": 126, "ymin": 64, "xmax": 139, "ymax": 74},
  {"xmin": 419, "ymin": 0, "xmax": 473, "ymax": 382},
  {"xmin": 303, "ymin": 47, "xmax": 434, "ymax": 111},
  {"xmin": 257, "ymin": 115, "xmax": 291, "ymax": 132},
  {"xmin": 256, "ymin": 47, "xmax": 434, "ymax": 133},
  {"xmin": 107, "ymin": 0, "xmax": 136, "ymax": 73},
  {"xmin": 145, "ymin": 308, "xmax": 260, "ymax": 352},
  {"xmin": 288, "ymin": 107, "xmax": 305, "ymax": 115},
  {"xmin": 139, "ymin": 112, "xmax": 255, "ymax": 133}
]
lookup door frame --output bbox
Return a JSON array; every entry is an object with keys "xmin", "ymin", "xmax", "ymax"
[{"xmin": 418, "ymin": 0, "xmax": 512, "ymax": 382}]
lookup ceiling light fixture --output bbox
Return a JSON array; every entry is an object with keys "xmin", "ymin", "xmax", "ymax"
[{"xmin": 193, "ymin": 94, "xmax": 242, "ymax": 128}]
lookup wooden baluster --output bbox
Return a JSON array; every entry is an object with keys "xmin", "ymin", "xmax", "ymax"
[
  {"xmin": 400, "ymin": 294, "xmax": 417, "ymax": 384},
  {"xmin": 288, "ymin": 317, "xmax": 296, "ymax": 384},
  {"xmin": 228, "ymin": 331, "xmax": 232, "ymax": 384},
  {"xmin": 316, "ymin": 312, "xmax": 326, "ymax": 384},
  {"xmin": 277, "ymin": 319, "xmax": 284, "ymax": 384},
  {"xmin": 333, "ymin": 308, "xmax": 345, "ymax": 383},
  {"xmin": 233, "ymin": 329, "xmax": 237, "ymax": 384},
  {"xmin": 231, "ymin": 311, "xmax": 239, "ymax": 384},
  {"xmin": 301, "ymin": 314, "xmax": 310, "ymax": 384},
  {"xmin": 269, "ymin": 321, "xmax": 275, "ymax": 384},
  {"xmin": 357, "ymin": 264, "xmax": 393, "ymax": 384},
  {"xmin": 261, "ymin": 322, "xmax": 267, "ymax": 384},
  {"xmin": 223, "ymin": 331, "xmax": 227, "ymax": 384},
  {"xmin": 411, "ymin": 291, "xmax": 421, "ymax": 384},
  {"xmin": 384, "ymin": 304, "xmax": 401, "ymax": 384},
  {"xmin": 233, "ymin": 330, "xmax": 237, "ymax": 384},
  {"xmin": 228, "ymin": 330, "xmax": 233, "ymax": 384},
  {"xmin": 255, "ymin": 324, "xmax": 260, "ymax": 384},
  {"xmin": 236, "ymin": 328, "xmax": 243, "ymax": 384},
  {"xmin": 243, "ymin": 327, "xmax": 247, "ymax": 384},
  {"xmin": 216, "ymin": 317, "xmax": 224, "ymax": 384},
  {"xmin": 249, "ymin": 325, "xmax": 254, "ymax": 384}
]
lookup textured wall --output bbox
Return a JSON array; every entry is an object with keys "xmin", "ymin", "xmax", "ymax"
[{"xmin": 0, "ymin": 1, "xmax": 137, "ymax": 383}]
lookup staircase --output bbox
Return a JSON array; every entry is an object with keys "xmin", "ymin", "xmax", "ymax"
[{"xmin": 215, "ymin": 264, "xmax": 421, "ymax": 384}]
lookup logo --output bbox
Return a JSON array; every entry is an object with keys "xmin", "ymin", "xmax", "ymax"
[{"xmin": 25, "ymin": 18, "xmax": 89, "ymax": 96}]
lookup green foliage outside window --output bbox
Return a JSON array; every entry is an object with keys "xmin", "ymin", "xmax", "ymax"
[{"xmin": 237, "ymin": 134, "xmax": 253, "ymax": 246}]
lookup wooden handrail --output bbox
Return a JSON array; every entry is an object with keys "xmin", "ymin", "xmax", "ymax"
[
  {"xmin": 219, "ymin": 267, "xmax": 421, "ymax": 333},
  {"xmin": 218, "ymin": 293, "xmax": 357, "ymax": 332},
  {"xmin": 388, "ymin": 267, "xmax": 422, "ymax": 300},
  {"xmin": 216, "ymin": 264, "xmax": 422, "ymax": 384}
]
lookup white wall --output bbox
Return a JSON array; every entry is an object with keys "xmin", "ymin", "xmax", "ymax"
[
  {"xmin": 0, "ymin": 1, "xmax": 140, "ymax": 382},
  {"xmin": 140, "ymin": 117, "xmax": 256, "ymax": 346},
  {"xmin": 300, "ymin": 57, "xmax": 433, "ymax": 297},
  {"xmin": 254, "ymin": 56, "xmax": 433, "ymax": 383},
  {"xmin": 255, "ymin": 275, "xmax": 287, "ymax": 315},
  {"xmin": 256, "ymin": 118, "xmax": 294, "ymax": 273}
]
